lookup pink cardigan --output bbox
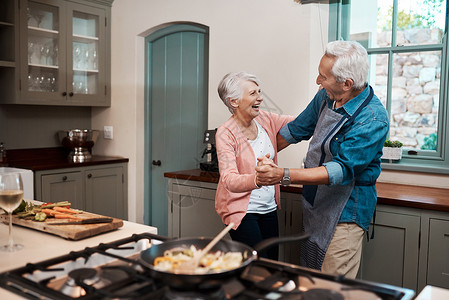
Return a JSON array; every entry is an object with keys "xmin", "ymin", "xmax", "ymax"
[{"xmin": 215, "ymin": 110, "xmax": 294, "ymax": 229}]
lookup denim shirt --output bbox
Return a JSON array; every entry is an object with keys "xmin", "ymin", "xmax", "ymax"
[{"xmin": 280, "ymin": 86, "xmax": 389, "ymax": 230}]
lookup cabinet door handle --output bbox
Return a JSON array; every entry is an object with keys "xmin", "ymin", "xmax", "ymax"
[
  {"xmin": 62, "ymin": 176, "xmax": 68, "ymax": 181},
  {"xmin": 87, "ymin": 173, "xmax": 92, "ymax": 178},
  {"xmin": 62, "ymin": 92, "xmax": 67, "ymax": 96},
  {"xmin": 69, "ymin": 92, "xmax": 74, "ymax": 97},
  {"xmin": 152, "ymin": 160, "xmax": 162, "ymax": 166}
]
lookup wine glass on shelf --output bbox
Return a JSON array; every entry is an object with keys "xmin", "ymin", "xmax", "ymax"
[
  {"xmin": 0, "ymin": 173, "xmax": 24, "ymax": 252},
  {"xmin": 28, "ymin": 41, "xmax": 34, "ymax": 64},
  {"xmin": 74, "ymin": 44, "xmax": 82, "ymax": 70}
]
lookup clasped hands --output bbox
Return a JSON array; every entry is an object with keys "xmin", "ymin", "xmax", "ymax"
[{"xmin": 255, "ymin": 154, "xmax": 284, "ymax": 186}]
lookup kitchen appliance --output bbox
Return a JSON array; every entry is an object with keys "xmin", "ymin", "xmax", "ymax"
[
  {"xmin": 58, "ymin": 129, "xmax": 100, "ymax": 163},
  {"xmin": 200, "ymin": 129, "xmax": 219, "ymax": 172},
  {"xmin": 0, "ymin": 167, "xmax": 33, "ymax": 199},
  {"xmin": 0, "ymin": 232, "xmax": 415, "ymax": 300}
]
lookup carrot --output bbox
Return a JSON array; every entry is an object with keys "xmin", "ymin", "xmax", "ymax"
[
  {"xmin": 53, "ymin": 207, "xmax": 80, "ymax": 214},
  {"xmin": 42, "ymin": 208, "xmax": 57, "ymax": 217},
  {"xmin": 53, "ymin": 213, "xmax": 81, "ymax": 220}
]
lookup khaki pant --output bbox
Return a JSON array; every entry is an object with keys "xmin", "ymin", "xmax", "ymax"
[{"xmin": 321, "ymin": 222, "xmax": 365, "ymax": 279}]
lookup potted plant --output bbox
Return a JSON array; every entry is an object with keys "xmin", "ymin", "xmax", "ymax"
[{"xmin": 381, "ymin": 140, "xmax": 403, "ymax": 161}]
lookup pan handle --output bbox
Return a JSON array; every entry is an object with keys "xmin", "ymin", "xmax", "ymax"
[{"xmin": 253, "ymin": 232, "xmax": 310, "ymax": 252}]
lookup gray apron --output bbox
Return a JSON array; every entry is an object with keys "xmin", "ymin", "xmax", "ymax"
[{"xmin": 300, "ymin": 87, "xmax": 374, "ymax": 270}]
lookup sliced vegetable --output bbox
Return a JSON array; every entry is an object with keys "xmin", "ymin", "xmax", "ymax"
[
  {"xmin": 40, "ymin": 201, "xmax": 71, "ymax": 209},
  {"xmin": 34, "ymin": 212, "xmax": 47, "ymax": 222}
]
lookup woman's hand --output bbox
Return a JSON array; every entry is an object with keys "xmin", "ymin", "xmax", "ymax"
[{"xmin": 257, "ymin": 154, "xmax": 277, "ymax": 167}]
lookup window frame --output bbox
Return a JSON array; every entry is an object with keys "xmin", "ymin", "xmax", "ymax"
[{"xmin": 329, "ymin": 0, "xmax": 449, "ymax": 174}]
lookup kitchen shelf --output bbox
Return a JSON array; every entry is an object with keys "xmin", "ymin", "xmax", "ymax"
[
  {"xmin": 28, "ymin": 26, "xmax": 59, "ymax": 37},
  {"xmin": 73, "ymin": 33, "xmax": 99, "ymax": 41},
  {"xmin": 0, "ymin": 21, "xmax": 14, "ymax": 27},
  {"xmin": 29, "ymin": 63, "xmax": 59, "ymax": 69},
  {"xmin": 0, "ymin": 60, "xmax": 15, "ymax": 67}
]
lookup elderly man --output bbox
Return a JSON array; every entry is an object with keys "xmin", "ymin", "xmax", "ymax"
[{"xmin": 255, "ymin": 40, "xmax": 389, "ymax": 278}]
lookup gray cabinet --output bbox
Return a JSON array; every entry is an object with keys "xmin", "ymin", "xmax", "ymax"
[
  {"xmin": 426, "ymin": 218, "xmax": 449, "ymax": 288},
  {"xmin": 35, "ymin": 163, "xmax": 127, "ymax": 219},
  {"xmin": 359, "ymin": 204, "xmax": 449, "ymax": 294},
  {"xmin": 358, "ymin": 206, "xmax": 420, "ymax": 291},
  {"xmin": 85, "ymin": 166, "xmax": 126, "ymax": 219},
  {"xmin": 0, "ymin": 0, "xmax": 19, "ymax": 102},
  {"xmin": 41, "ymin": 170, "xmax": 83, "ymax": 209},
  {"xmin": 278, "ymin": 191, "xmax": 302, "ymax": 265},
  {"xmin": 167, "ymin": 179, "xmax": 227, "ymax": 239},
  {"xmin": 0, "ymin": 0, "xmax": 112, "ymax": 106}
]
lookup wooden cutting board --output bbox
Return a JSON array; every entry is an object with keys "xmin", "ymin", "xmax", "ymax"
[{"xmin": 0, "ymin": 211, "xmax": 123, "ymax": 240}]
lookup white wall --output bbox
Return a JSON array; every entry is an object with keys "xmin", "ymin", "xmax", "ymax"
[{"xmin": 92, "ymin": 0, "xmax": 448, "ymax": 224}]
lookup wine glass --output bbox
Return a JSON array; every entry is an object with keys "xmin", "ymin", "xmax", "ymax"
[{"xmin": 0, "ymin": 173, "xmax": 24, "ymax": 252}]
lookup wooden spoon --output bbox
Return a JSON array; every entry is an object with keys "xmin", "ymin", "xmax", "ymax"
[{"xmin": 176, "ymin": 222, "xmax": 234, "ymax": 274}]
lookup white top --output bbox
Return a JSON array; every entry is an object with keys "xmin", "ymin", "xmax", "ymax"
[
  {"xmin": 0, "ymin": 215, "xmax": 158, "ymax": 299},
  {"xmin": 247, "ymin": 120, "xmax": 276, "ymax": 214}
]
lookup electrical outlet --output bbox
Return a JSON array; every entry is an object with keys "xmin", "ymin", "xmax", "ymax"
[{"xmin": 104, "ymin": 126, "xmax": 113, "ymax": 139}]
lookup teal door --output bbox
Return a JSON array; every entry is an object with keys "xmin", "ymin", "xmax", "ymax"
[{"xmin": 144, "ymin": 24, "xmax": 209, "ymax": 235}]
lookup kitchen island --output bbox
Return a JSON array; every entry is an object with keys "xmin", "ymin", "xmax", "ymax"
[{"xmin": 0, "ymin": 219, "xmax": 157, "ymax": 299}]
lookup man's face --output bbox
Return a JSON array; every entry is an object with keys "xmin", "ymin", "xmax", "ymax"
[{"xmin": 316, "ymin": 55, "xmax": 345, "ymax": 101}]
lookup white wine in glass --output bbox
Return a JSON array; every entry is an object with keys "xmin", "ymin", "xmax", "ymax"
[{"xmin": 0, "ymin": 173, "xmax": 24, "ymax": 252}]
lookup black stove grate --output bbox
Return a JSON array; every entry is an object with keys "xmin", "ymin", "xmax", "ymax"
[{"xmin": 0, "ymin": 232, "xmax": 415, "ymax": 300}]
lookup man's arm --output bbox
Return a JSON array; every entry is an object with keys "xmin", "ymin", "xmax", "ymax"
[
  {"xmin": 255, "ymin": 163, "xmax": 330, "ymax": 186},
  {"xmin": 277, "ymin": 132, "xmax": 290, "ymax": 151}
]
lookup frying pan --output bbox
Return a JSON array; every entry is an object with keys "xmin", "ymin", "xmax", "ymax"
[{"xmin": 139, "ymin": 232, "xmax": 309, "ymax": 289}]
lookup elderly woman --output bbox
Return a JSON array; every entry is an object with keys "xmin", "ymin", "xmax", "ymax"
[{"xmin": 215, "ymin": 71, "xmax": 294, "ymax": 260}]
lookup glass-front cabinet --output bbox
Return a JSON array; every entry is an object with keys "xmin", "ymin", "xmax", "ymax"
[
  {"xmin": 0, "ymin": 0, "xmax": 111, "ymax": 106},
  {"xmin": 20, "ymin": 0, "xmax": 108, "ymax": 106},
  {"xmin": 0, "ymin": 0, "xmax": 19, "ymax": 101}
]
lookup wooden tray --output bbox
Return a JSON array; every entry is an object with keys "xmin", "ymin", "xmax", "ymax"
[{"xmin": 0, "ymin": 211, "xmax": 123, "ymax": 240}]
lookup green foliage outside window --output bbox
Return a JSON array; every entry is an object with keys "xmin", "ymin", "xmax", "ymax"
[
  {"xmin": 421, "ymin": 133, "xmax": 437, "ymax": 150},
  {"xmin": 378, "ymin": 0, "xmax": 444, "ymax": 30}
]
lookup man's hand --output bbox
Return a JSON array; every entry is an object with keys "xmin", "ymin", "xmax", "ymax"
[{"xmin": 255, "ymin": 161, "xmax": 283, "ymax": 186}]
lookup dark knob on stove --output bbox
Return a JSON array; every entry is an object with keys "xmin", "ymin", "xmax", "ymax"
[{"xmin": 152, "ymin": 160, "xmax": 162, "ymax": 166}]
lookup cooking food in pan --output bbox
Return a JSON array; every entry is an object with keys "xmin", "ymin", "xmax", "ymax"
[{"xmin": 153, "ymin": 245, "xmax": 244, "ymax": 274}]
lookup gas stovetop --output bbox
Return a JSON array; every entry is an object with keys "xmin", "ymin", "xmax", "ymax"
[{"xmin": 0, "ymin": 233, "xmax": 415, "ymax": 300}]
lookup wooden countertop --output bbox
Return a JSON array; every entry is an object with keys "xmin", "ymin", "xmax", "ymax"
[
  {"xmin": 164, "ymin": 169, "xmax": 449, "ymax": 212},
  {"xmin": 5, "ymin": 147, "xmax": 128, "ymax": 171}
]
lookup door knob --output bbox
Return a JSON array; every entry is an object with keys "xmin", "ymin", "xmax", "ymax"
[{"xmin": 152, "ymin": 160, "xmax": 162, "ymax": 166}]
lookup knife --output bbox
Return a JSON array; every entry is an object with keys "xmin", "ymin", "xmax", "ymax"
[{"xmin": 47, "ymin": 217, "xmax": 114, "ymax": 225}]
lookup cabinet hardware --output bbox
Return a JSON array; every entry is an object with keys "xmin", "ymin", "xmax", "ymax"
[
  {"xmin": 152, "ymin": 160, "xmax": 162, "ymax": 166},
  {"xmin": 62, "ymin": 92, "xmax": 67, "ymax": 96},
  {"xmin": 62, "ymin": 176, "xmax": 67, "ymax": 181},
  {"xmin": 69, "ymin": 92, "xmax": 74, "ymax": 97},
  {"xmin": 87, "ymin": 173, "xmax": 92, "ymax": 178}
]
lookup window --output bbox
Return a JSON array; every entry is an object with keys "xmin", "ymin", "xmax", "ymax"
[{"xmin": 329, "ymin": 0, "xmax": 449, "ymax": 173}]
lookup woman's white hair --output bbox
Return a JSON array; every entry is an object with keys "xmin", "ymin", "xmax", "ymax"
[
  {"xmin": 325, "ymin": 40, "xmax": 369, "ymax": 90},
  {"xmin": 217, "ymin": 71, "xmax": 260, "ymax": 114}
]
